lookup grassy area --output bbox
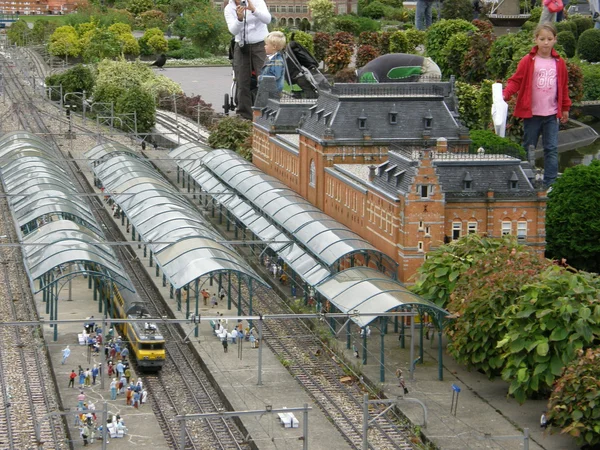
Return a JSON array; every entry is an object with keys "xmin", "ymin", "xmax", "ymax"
[{"xmin": 20, "ymin": 15, "xmax": 67, "ymax": 25}]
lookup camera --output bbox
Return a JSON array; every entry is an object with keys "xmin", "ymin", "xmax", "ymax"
[{"xmin": 241, "ymin": 0, "xmax": 246, "ymax": 5}]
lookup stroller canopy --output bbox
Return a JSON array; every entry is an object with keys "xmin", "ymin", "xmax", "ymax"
[{"xmin": 357, "ymin": 54, "xmax": 442, "ymax": 83}]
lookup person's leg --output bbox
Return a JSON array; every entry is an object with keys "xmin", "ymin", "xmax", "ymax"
[
  {"xmin": 425, "ymin": 2, "xmax": 433, "ymax": 28},
  {"xmin": 541, "ymin": 116, "xmax": 559, "ymax": 187},
  {"xmin": 249, "ymin": 41, "xmax": 267, "ymax": 106},
  {"xmin": 539, "ymin": 5, "xmax": 557, "ymax": 23},
  {"xmin": 415, "ymin": 0, "xmax": 425, "ymax": 30},
  {"xmin": 522, "ymin": 116, "xmax": 543, "ymax": 163},
  {"xmin": 234, "ymin": 44, "xmax": 252, "ymax": 120}
]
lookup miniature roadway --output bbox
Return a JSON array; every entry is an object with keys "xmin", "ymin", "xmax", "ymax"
[{"xmin": 34, "ymin": 110, "xmax": 581, "ymax": 450}]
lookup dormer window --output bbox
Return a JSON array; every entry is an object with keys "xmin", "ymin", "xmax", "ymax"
[
  {"xmin": 389, "ymin": 104, "xmax": 398, "ymax": 124},
  {"xmin": 358, "ymin": 109, "xmax": 367, "ymax": 130},
  {"xmin": 316, "ymin": 109, "xmax": 324, "ymax": 120},
  {"xmin": 463, "ymin": 171, "xmax": 473, "ymax": 190},
  {"xmin": 423, "ymin": 110, "xmax": 433, "ymax": 129},
  {"xmin": 323, "ymin": 112, "xmax": 332, "ymax": 126},
  {"xmin": 309, "ymin": 105, "xmax": 317, "ymax": 117},
  {"xmin": 509, "ymin": 171, "xmax": 519, "ymax": 190}
]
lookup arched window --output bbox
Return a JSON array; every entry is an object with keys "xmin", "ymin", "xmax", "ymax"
[{"xmin": 309, "ymin": 159, "xmax": 316, "ymax": 187}]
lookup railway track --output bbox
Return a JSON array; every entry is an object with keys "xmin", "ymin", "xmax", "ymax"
[
  {"xmin": 155, "ymin": 110, "xmax": 210, "ymax": 145},
  {"xmin": 0, "ymin": 48, "xmax": 69, "ymax": 449}
]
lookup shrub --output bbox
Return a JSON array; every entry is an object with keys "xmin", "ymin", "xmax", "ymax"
[
  {"xmin": 139, "ymin": 28, "xmax": 166, "ymax": 56},
  {"xmin": 486, "ymin": 30, "xmax": 533, "ymax": 80},
  {"xmin": 81, "ymin": 29, "xmax": 121, "ymax": 63},
  {"xmin": 167, "ymin": 38, "xmax": 182, "ymax": 52},
  {"xmin": 440, "ymin": 32, "xmax": 470, "ymax": 77},
  {"xmin": 441, "ymin": 0, "xmax": 476, "ymax": 21},
  {"xmin": 353, "ymin": 16, "xmax": 381, "ymax": 33},
  {"xmin": 333, "ymin": 67, "xmax": 357, "ymax": 83},
  {"xmin": 404, "ymin": 28, "xmax": 426, "ymax": 53},
  {"xmin": 567, "ymin": 61, "xmax": 584, "ymax": 102},
  {"xmin": 356, "ymin": 44, "xmax": 380, "ymax": 68},
  {"xmin": 358, "ymin": 31, "xmax": 380, "ymax": 47},
  {"xmin": 115, "ymin": 86, "xmax": 156, "ymax": 133},
  {"xmin": 577, "ymin": 28, "xmax": 600, "ymax": 62},
  {"xmin": 183, "ymin": 5, "xmax": 229, "ymax": 55},
  {"xmin": 93, "ymin": 59, "xmax": 155, "ymax": 107},
  {"xmin": 580, "ymin": 61, "xmax": 600, "ymax": 101},
  {"xmin": 378, "ymin": 31, "xmax": 393, "ymax": 54},
  {"xmin": 572, "ymin": 15, "xmax": 594, "ymax": 37},
  {"xmin": 7, "ymin": 19, "xmax": 30, "ymax": 46},
  {"xmin": 461, "ymin": 32, "xmax": 494, "ymax": 83},
  {"xmin": 139, "ymin": 10, "xmax": 168, "ymax": 30},
  {"xmin": 455, "ymin": 80, "xmax": 495, "ymax": 132},
  {"xmin": 389, "ymin": 31, "xmax": 408, "ymax": 53},
  {"xmin": 45, "ymin": 64, "xmax": 95, "ymax": 103},
  {"xmin": 159, "ymin": 94, "xmax": 215, "ymax": 128},
  {"xmin": 48, "ymin": 26, "xmax": 81, "ymax": 58},
  {"xmin": 333, "ymin": 31, "xmax": 355, "ymax": 46},
  {"xmin": 167, "ymin": 44, "xmax": 203, "ymax": 60},
  {"xmin": 361, "ymin": 1, "xmax": 386, "ymax": 18},
  {"xmin": 333, "ymin": 15, "xmax": 361, "ymax": 35},
  {"xmin": 325, "ymin": 41, "xmax": 353, "ymax": 73},
  {"xmin": 127, "ymin": 0, "xmax": 153, "ymax": 15},
  {"xmin": 289, "ymin": 30, "xmax": 314, "ymax": 55},
  {"xmin": 208, "ymin": 116, "xmax": 253, "ymax": 160},
  {"xmin": 547, "ymin": 348, "xmax": 600, "ymax": 447},
  {"xmin": 313, "ymin": 32, "xmax": 332, "ymax": 63},
  {"xmin": 469, "ymin": 130, "xmax": 524, "ymax": 156},
  {"xmin": 426, "ymin": 19, "xmax": 477, "ymax": 66},
  {"xmin": 556, "ymin": 31, "xmax": 576, "ymax": 58},
  {"xmin": 31, "ymin": 20, "xmax": 59, "ymax": 44}
]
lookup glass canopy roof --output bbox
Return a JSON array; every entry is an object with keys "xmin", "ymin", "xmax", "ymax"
[
  {"xmin": 316, "ymin": 267, "xmax": 449, "ymax": 327},
  {"xmin": 169, "ymin": 144, "xmax": 332, "ymax": 286},
  {"xmin": 0, "ymin": 131, "xmax": 134, "ymax": 293},
  {"xmin": 201, "ymin": 149, "xmax": 397, "ymax": 270},
  {"xmin": 87, "ymin": 143, "xmax": 267, "ymax": 289}
]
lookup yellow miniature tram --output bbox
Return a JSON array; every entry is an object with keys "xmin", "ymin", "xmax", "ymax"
[{"xmin": 109, "ymin": 285, "xmax": 166, "ymax": 370}]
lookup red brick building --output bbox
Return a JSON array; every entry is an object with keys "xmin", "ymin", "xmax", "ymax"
[
  {"xmin": 252, "ymin": 81, "xmax": 547, "ymax": 283},
  {"xmin": 0, "ymin": 0, "xmax": 84, "ymax": 15}
]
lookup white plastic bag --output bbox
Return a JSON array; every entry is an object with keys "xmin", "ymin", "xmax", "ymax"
[{"xmin": 491, "ymin": 83, "xmax": 508, "ymax": 138}]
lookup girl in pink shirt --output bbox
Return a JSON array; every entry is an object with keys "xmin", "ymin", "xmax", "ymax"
[{"xmin": 503, "ymin": 23, "xmax": 571, "ymax": 189}]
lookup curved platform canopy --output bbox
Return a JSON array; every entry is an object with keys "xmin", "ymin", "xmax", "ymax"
[
  {"xmin": 23, "ymin": 220, "xmax": 133, "ymax": 293},
  {"xmin": 202, "ymin": 149, "xmax": 398, "ymax": 274},
  {"xmin": 169, "ymin": 144, "xmax": 333, "ymax": 286},
  {"xmin": 316, "ymin": 267, "xmax": 449, "ymax": 328},
  {"xmin": 86, "ymin": 141, "xmax": 144, "ymax": 167},
  {"xmin": 87, "ymin": 144, "xmax": 268, "ymax": 290},
  {"xmin": 0, "ymin": 131, "xmax": 134, "ymax": 293}
]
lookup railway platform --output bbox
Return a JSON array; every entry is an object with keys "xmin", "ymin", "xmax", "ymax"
[{"xmin": 36, "ymin": 278, "xmax": 169, "ymax": 449}]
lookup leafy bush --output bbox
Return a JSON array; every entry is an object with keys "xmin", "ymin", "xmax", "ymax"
[
  {"xmin": 440, "ymin": 32, "xmax": 470, "ymax": 77},
  {"xmin": 127, "ymin": 0, "xmax": 153, "ymax": 15},
  {"xmin": 567, "ymin": 61, "xmax": 584, "ymax": 102},
  {"xmin": 447, "ymin": 243, "xmax": 550, "ymax": 379},
  {"xmin": 426, "ymin": 19, "xmax": 477, "ymax": 66},
  {"xmin": 547, "ymin": 347, "xmax": 600, "ymax": 447},
  {"xmin": 333, "ymin": 15, "xmax": 361, "ymax": 35},
  {"xmin": 469, "ymin": 129, "xmax": 525, "ymax": 157},
  {"xmin": 410, "ymin": 233, "xmax": 510, "ymax": 308},
  {"xmin": 441, "ymin": 0, "xmax": 476, "ymax": 21},
  {"xmin": 142, "ymin": 75, "xmax": 183, "ymax": 99},
  {"xmin": 486, "ymin": 30, "xmax": 533, "ymax": 80},
  {"xmin": 361, "ymin": 1, "xmax": 386, "ymax": 18},
  {"xmin": 208, "ymin": 116, "xmax": 253, "ymax": 160},
  {"xmin": 572, "ymin": 15, "xmax": 594, "ymax": 38},
  {"xmin": 333, "ymin": 68, "xmax": 357, "ymax": 83},
  {"xmin": 7, "ymin": 19, "xmax": 30, "ymax": 46},
  {"xmin": 557, "ymin": 31, "xmax": 576, "ymax": 58},
  {"xmin": 159, "ymin": 93, "xmax": 215, "ymax": 128},
  {"xmin": 115, "ymin": 86, "xmax": 155, "ymax": 133},
  {"xmin": 325, "ymin": 41, "xmax": 353, "ymax": 73},
  {"xmin": 139, "ymin": 28, "xmax": 166, "ymax": 56},
  {"xmin": 356, "ymin": 45, "xmax": 380, "ymax": 68},
  {"xmin": 183, "ymin": 5, "xmax": 229, "ymax": 55},
  {"xmin": 546, "ymin": 160, "xmax": 600, "ymax": 273},
  {"xmin": 404, "ymin": 29, "xmax": 426, "ymax": 53},
  {"xmin": 167, "ymin": 38, "xmax": 182, "ymax": 51},
  {"xmin": 93, "ymin": 59, "xmax": 155, "ymax": 107},
  {"xmin": 389, "ymin": 30, "xmax": 408, "ymax": 53},
  {"xmin": 49, "ymin": 26, "xmax": 81, "ymax": 58},
  {"xmin": 139, "ymin": 10, "xmax": 168, "ymax": 30},
  {"xmin": 45, "ymin": 64, "xmax": 95, "ymax": 103},
  {"xmin": 167, "ymin": 44, "xmax": 203, "ymax": 60},
  {"xmin": 333, "ymin": 31, "xmax": 355, "ymax": 46},
  {"xmin": 353, "ymin": 16, "xmax": 382, "ymax": 33},
  {"xmin": 498, "ymin": 267, "xmax": 600, "ymax": 403},
  {"xmin": 580, "ymin": 61, "xmax": 600, "ymax": 101},
  {"xmin": 359, "ymin": 31, "xmax": 379, "ymax": 47},
  {"xmin": 31, "ymin": 20, "xmax": 59, "ymax": 44},
  {"xmin": 313, "ymin": 32, "xmax": 332, "ymax": 63},
  {"xmin": 289, "ymin": 30, "xmax": 314, "ymax": 55},
  {"xmin": 461, "ymin": 32, "xmax": 494, "ymax": 83},
  {"xmin": 577, "ymin": 28, "xmax": 600, "ymax": 62},
  {"xmin": 378, "ymin": 31, "xmax": 393, "ymax": 54}
]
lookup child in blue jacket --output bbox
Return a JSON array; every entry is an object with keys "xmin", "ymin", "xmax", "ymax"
[{"xmin": 259, "ymin": 31, "xmax": 286, "ymax": 94}]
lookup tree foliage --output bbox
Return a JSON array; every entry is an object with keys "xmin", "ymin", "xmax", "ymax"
[
  {"xmin": 308, "ymin": 0, "xmax": 335, "ymax": 32},
  {"xmin": 447, "ymin": 244, "xmax": 551, "ymax": 379},
  {"xmin": 31, "ymin": 20, "xmax": 59, "ymax": 45},
  {"xmin": 45, "ymin": 64, "xmax": 95, "ymax": 103},
  {"xmin": 208, "ymin": 117, "xmax": 253, "ymax": 160},
  {"xmin": 325, "ymin": 41, "xmax": 353, "ymax": 74},
  {"xmin": 49, "ymin": 26, "xmax": 81, "ymax": 58},
  {"xmin": 139, "ymin": 28, "xmax": 168, "ymax": 55},
  {"xmin": 440, "ymin": 0, "xmax": 476, "ymax": 21},
  {"xmin": 545, "ymin": 160, "xmax": 600, "ymax": 273},
  {"xmin": 410, "ymin": 233, "xmax": 511, "ymax": 308},
  {"xmin": 139, "ymin": 10, "xmax": 168, "ymax": 30},
  {"xmin": 356, "ymin": 45, "xmax": 380, "ymax": 68},
  {"xmin": 7, "ymin": 19, "xmax": 30, "ymax": 46},
  {"xmin": 183, "ymin": 5, "xmax": 228, "ymax": 54},
  {"xmin": 115, "ymin": 86, "xmax": 156, "ymax": 133},
  {"xmin": 498, "ymin": 267, "xmax": 600, "ymax": 404},
  {"xmin": 425, "ymin": 19, "xmax": 476, "ymax": 66},
  {"xmin": 547, "ymin": 347, "xmax": 600, "ymax": 447},
  {"xmin": 577, "ymin": 28, "xmax": 600, "ymax": 63},
  {"xmin": 81, "ymin": 29, "xmax": 121, "ymax": 63},
  {"xmin": 313, "ymin": 32, "xmax": 332, "ymax": 63},
  {"xmin": 127, "ymin": 0, "xmax": 153, "ymax": 15}
]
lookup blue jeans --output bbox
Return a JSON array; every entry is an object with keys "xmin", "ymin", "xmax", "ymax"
[
  {"xmin": 523, "ymin": 115, "xmax": 559, "ymax": 187},
  {"xmin": 415, "ymin": 0, "xmax": 434, "ymax": 30}
]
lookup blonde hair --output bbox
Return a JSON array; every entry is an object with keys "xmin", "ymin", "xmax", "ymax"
[
  {"xmin": 265, "ymin": 31, "xmax": 286, "ymax": 52},
  {"xmin": 534, "ymin": 22, "xmax": 557, "ymax": 38}
]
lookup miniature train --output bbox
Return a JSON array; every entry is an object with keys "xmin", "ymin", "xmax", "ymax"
[{"xmin": 107, "ymin": 284, "xmax": 166, "ymax": 371}]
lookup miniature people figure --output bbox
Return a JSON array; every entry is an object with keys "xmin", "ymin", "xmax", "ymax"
[
  {"xmin": 110, "ymin": 378, "xmax": 118, "ymax": 400},
  {"xmin": 202, "ymin": 288, "xmax": 209, "ymax": 306},
  {"xmin": 61, "ymin": 345, "xmax": 71, "ymax": 365},
  {"xmin": 223, "ymin": 338, "xmax": 229, "ymax": 353},
  {"xmin": 219, "ymin": 287, "xmax": 226, "ymax": 302},
  {"xmin": 395, "ymin": 368, "xmax": 403, "ymax": 386},
  {"xmin": 503, "ymin": 23, "xmax": 571, "ymax": 189},
  {"xmin": 78, "ymin": 391, "xmax": 86, "ymax": 409},
  {"xmin": 210, "ymin": 293, "xmax": 218, "ymax": 308},
  {"xmin": 68, "ymin": 370, "xmax": 76, "ymax": 388},
  {"xmin": 541, "ymin": 411, "xmax": 549, "ymax": 429},
  {"xmin": 92, "ymin": 365, "xmax": 99, "ymax": 385}
]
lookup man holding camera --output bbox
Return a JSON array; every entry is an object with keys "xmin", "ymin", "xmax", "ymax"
[{"xmin": 225, "ymin": 0, "xmax": 271, "ymax": 120}]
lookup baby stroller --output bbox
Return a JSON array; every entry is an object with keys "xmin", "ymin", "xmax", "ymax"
[
  {"xmin": 283, "ymin": 35, "xmax": 330, "ymax": 99},
  {"xmin": 223, "ymin": 37, "xmax": 258, "ymax": 115}
]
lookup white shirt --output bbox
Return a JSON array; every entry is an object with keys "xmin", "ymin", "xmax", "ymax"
[{"xmin": 224, "ymin": 0, "xmax": 271, "ymax": 45}]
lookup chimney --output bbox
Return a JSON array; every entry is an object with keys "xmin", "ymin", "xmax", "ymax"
[
  {"xmin": 436, "ymin": 137, "xmax": 448, "ymax": 153},
  {"xmin": 368, "ymin": 165, "xmax": 377, "ymax": 181}
]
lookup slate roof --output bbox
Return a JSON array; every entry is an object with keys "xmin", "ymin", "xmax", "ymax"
[
  {"xmin": 371, "ymin": 150, "xmax": 419, "ymax": 196},
  {"xmin": 297, "ymin": 82, "xmax": 463, "ymax": 145}
]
